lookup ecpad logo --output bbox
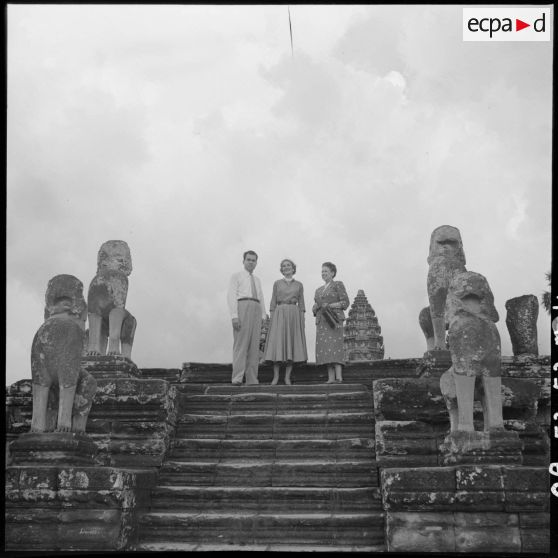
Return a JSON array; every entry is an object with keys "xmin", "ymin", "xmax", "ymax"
[
  {"xmin": 468, "ymin": 14, "xmax": 545, "ymax": 37},
  {"xmin": 463, "ymin": 8, "xmax": 551, "ymax": 41}
]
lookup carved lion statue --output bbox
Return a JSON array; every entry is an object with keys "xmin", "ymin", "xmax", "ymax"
[
  {"xmin": 30, "ymin": 274, "xmax": 97, "ymax": 433},
  {"xmin": 440, "ymin": 271, "xmax": 503, "ymax": 433},
  {"xmin": 87, "ymin": 240, "xmax": 136, "ymax": 358},
  {"xmin": 426, "ymin": 225, "xmax": 467, "ymax": 350}
]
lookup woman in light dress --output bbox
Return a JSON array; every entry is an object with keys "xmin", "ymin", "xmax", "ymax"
[
  {"xmin": 312, "ymin": 262, "xmax": 350, "ymax": 383},
  {"xmin": 263, "ymin": 259, "xmax": 308, "ymax": 385}
]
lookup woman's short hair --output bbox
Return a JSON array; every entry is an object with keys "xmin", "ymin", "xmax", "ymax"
[
  {"xmin": 322, "ymin": 261, "xmax": 337, "ymax": 278},
  {"xmin": 280, "ymin": 258, "xmax": 296, "ymax": 275}
]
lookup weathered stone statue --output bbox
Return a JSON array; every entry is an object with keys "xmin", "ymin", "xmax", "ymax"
[
  {"xmin": 439, "ymin": 271, "xmax": 522, "ymax": 464},
  {"xmin": 505, "ymin": 294, "xmax": 539, "ymax": 357},
  {"xmin": 87, "ymin": 240, "xmax": 136, "ymax": 359},
  {"xmin": 440, "ymin": 271, "xmax": 502, "ymax": 432},
  {"xmin": 30, "ymin": 275, "xmax": 97, "ymax": 433},
  {"xmin": 426, "ymin": 225, "xmax": 467, "ymax": 351}
]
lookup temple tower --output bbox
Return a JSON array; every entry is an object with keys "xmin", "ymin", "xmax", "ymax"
[{"xmin": 344, "ymin": 289, "xmax": 384, "ymax": 361}]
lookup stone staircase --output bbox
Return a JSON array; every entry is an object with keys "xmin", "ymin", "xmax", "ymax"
[{"xmin": 136, "ymin": 382, "xmax": 384, "ymax": 552}]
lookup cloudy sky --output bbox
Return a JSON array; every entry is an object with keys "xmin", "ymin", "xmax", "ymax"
[{"xmin": 6, "ymin": 5, "xmax": 553, "ymax": 385}]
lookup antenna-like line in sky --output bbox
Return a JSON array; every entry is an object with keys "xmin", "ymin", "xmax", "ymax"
[{"xmin": 288, "ymin": 6, "xmax": 294, "ymax": 57}]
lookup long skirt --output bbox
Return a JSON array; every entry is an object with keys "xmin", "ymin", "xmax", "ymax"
[
  {"xmin": 315, "ymin": 320, "xmax": 345, "ymax": 365},
  {"xmin": 264, "ymin": 305, "xmax": 308, "ymax": 363}
]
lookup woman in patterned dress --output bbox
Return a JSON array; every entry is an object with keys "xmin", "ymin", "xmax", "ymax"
[
  {"xmin": 263, "ymin": 259, "xmax": 308, "ymax": 385},
  {"xmin": 312, "ymin": 262, "xmax": 350, "ymax": 383}
]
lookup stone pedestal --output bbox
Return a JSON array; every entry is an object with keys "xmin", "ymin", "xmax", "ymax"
[
  {"xmin": 440, "ymin": 430, "xmax": 523, "ymax": 465},
  {"xmin": 81, "ymin": 355, "xmax": 140, "ymax": 379},
  {"xmin": 9, "ymin": 432, "xmax": 98, "ymax": 466},
  {"xmin": 5, "ymin": 377, "xmax": 176, "ymax": 469},
  {"xmin": 373, "ymin": 375, "xmax": 547, "ymax": 466}
]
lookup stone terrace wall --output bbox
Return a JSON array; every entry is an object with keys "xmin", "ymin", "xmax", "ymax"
[
  {"xmin": 6, "ymin": 377, "xmax": 177, "ymax": 468},
  {"xmin": 373, "ymin": 356, "xmax": 550, "ymax": 468},
  {"xmin": 371, "ymin": 355, "xmax": 550, "ymax": 554},
  {"xmin": 381, "ymin": 465, "xmax": 549, "ymax": 553},
  {"xmin": 6, "ymin": 466, "xmax": 157, "ymax": 551},
  {"xmin": 5, "ymin": 375, "xmax": 177, "ymax": 551}
]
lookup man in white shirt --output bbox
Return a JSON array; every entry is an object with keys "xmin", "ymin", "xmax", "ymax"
[{"xmin": 227, "ymin": 250, "xmax": 268, "ymax": 385}]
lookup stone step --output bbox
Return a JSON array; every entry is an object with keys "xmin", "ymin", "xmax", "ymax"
[
  {"xmin": 138, "ymin": 511, "xmax": 385, "ymax": 546},
  {"xmin": 138, "ymin": 380, "xmax": 381, "ymax": 551},
  {"xmin": 186, "ymin": 382, "xmax": 371, "ymax": 395},
  {"xmin": 158, "ymin": 459, "xmax": 379, "ymax": 487},
  {"xmin": 139, "ymin": 368, "xmax": 182, "ymax": 382},
  {"xmin": 149, "ymin": 486, "xmax": 382, "ymax": 512},
  {"xmin": 169, "ymin": 438, "xmax": 375, "ymax": 461},
  {"xmin": 175, "ymin": 412, "xmax": 375, "ymax": 440},
  {"xmin": 179, "ymin": 361, "xmax": 424, "ymax": 388},
  {"xmin": 179, "ymin": 391, "xmax": 374, "ymax": 415},
  {"xmin": 135, "ymin": 542, "xmax": 385, "ymax": 552}
]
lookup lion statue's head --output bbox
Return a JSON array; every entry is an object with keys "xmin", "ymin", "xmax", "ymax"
[
  {"xmin": 97, "ymin": 240, "xmax": 132, "ymax": 276},
  {"xmin": 427, "ymin": 225, "xmax": 466, "ymax": 267},
  {"xmin": 44, "ymin": 274, "xmax": 87, "ymax": 322}
]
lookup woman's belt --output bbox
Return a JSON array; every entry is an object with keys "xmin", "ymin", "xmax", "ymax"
[
  {"xmin": 238, "ymin": 297, "xmax": 260, "ymax": 303},
  {"xmin": 277, "ymin": 301, "xmax": 298, "ymax": 305}
]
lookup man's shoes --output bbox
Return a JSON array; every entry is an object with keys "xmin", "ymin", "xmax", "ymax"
[{"xmin": 232, "ymin": 381, "xmax": 242, "ymax": 386}]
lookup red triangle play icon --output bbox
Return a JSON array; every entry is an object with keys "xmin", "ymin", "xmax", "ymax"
[{"xmin": 516, "ymin": 19, "xmax": 530, "ymax": 31}]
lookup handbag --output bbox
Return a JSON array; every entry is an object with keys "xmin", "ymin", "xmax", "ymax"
[{"xmin": 321, "ymin": 306, "xmax": 340, "ymax": 328}]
